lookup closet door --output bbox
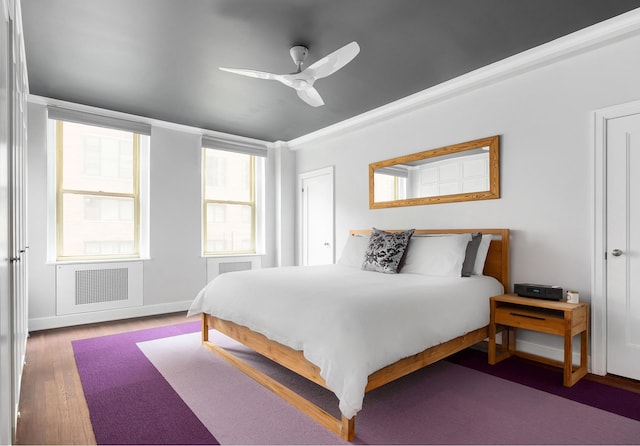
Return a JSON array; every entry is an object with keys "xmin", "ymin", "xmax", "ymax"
[
  {"xmin": 0, "ymin": 1, "xmax": 14, "ymax": 443},
  {"xmin": 11, "ymin": 0, "xmax": 29, "ymax": 397},
  {"xmin": 0, "ymin": 0, "xmax": 29, "ymax": 442}
]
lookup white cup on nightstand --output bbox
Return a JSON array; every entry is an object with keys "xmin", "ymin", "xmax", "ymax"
[{"xmin": 566, "ymin": 290, "xmax": 580, "ymax": 303}]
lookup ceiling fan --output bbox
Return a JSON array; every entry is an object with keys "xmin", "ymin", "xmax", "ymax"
[{"xmin": 219, "ymin": 41, "xmax": 360, "ymax": 107}]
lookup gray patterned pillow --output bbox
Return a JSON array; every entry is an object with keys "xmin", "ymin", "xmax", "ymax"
[{"xmin": 362, "ymin": 228, "xmax": 415, "ymax": 274}]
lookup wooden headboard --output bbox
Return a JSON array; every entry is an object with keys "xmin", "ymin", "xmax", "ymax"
[{"xmin": 349, "ymin": 228, "xmax": 510, "ymax": 292}]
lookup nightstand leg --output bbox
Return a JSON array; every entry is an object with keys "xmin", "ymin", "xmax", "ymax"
[
  {"xmin": 580, "ymin": 330, "xmax": 588, "ymax": 371},
  {"xmin": 563, "ymin": 332, "xmax": 573, "ymax": 386},
  {"xmin": 489, "ymin": 326, "xmax": 514, "ymax": 364},
  {"xmin": 489, "ymin": 328, "xmax": 497, "ymax": 364},
  {"xmin": 489, "ymin": 300, "xmax": 498, "ymax": 364},
  {"xmin": 569, "ymin": 330, "xmax": 589, "ymax": 386},
  {"xmin": 507, "ymin": 327, "xmax": 516, "ymax": 353}
]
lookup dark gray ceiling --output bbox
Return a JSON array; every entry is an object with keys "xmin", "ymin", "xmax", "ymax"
[{"xmin": 21, "ymin": 0, "xmax": 640, "ymax": 142}]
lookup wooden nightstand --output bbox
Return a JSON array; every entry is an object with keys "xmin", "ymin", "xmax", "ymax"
[{"xmin": 488, "ymin": 293, "xmax": 589, "ymax": 387}]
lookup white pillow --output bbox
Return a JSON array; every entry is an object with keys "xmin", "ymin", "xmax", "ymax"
[
  {"xmin": 401, "ymin": 234, "xmax": 471, "ymax": 277},
  {"xmin": 473, "ymin": 234, "xmax": 493, "ymax": 275},
  {"xmin": 337, "ymin": 235, "xmax": 370, "ymax": 268}
]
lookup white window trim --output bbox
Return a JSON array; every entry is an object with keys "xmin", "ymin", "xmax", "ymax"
[
  {"xmin": 201, "ymin": 148, "xmax": 265, "ymax": 257},
  {"xmin": 46, "ymin": 118, "xmax": 151, "ymax": 264}
]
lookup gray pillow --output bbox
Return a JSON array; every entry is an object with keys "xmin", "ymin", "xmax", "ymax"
[
  {"xmin": 461, "ymin": 232, "xmax": 482, "ymax": 277},
  {"xmin": 362, "ymin": 228, "xmax": 415, "ymax": 274}
]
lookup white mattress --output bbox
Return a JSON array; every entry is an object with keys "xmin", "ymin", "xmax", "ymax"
[{"xmin": 188, "ymin": 264, "xmax": 504, "ymax": 418}]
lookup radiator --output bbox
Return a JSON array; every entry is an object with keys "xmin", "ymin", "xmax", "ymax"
[
  {"xmin": 56, "ymin": 262, "xmax": 143, "ymax": 315},
  {"xmin": 206, "ymin": 256, "xmax": 261, "ymax": 282}
]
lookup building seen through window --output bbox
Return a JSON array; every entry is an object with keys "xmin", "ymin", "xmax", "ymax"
[
  {"xmin": 55, "ymin": 120, "xmax": 144, "ymax": 260},
  {"xmin": 203, "ymin": 148, "xmax": 258, "ymax": 255}
]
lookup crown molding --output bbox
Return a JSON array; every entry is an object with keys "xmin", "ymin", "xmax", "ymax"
[{"xmin": 287, "ymin": 7, "xmax": 640, "ymax": 150}]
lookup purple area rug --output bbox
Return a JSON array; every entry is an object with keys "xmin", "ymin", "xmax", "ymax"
[
  {"xmin": 72, "ymin": 321, "xmax": 217, "ymax": 445},
  {"xmin": 448, "ymin": 347, "xmax": 640, "ymax": 423},
  {"xmin": 73, "ymin": 322, "xmax": 640, "ymax": 445}
]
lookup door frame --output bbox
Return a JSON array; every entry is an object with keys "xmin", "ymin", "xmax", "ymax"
[
  {"xmin": 591, "ymin": 99, "xmax": 640, "ymax": 375},
  {"xmin": 297, "ymin": 166, "xmax": 334, "ymax": 266}
]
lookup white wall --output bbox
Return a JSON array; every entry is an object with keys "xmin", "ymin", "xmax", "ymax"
[
  {"xmin": 26, "ymin": 102, "xmax": 291, "ymax": 330},
  {"xmin": 143, "ymin": 126, "xmax": 206, "ymax": 306},
  {"xmin": 293, "ymin": 30, "xmax": 640, "ymax": 360}
]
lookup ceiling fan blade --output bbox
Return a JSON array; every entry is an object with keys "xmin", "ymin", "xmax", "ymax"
[
  {"xmin": 219, "ymin": 67, "xmax": 280, "ymax": 81},
  {"xmin": 304, "ymin": 41, "xmax": 360, "ymax": 80},
  {"xmin": 297, "ymin": 86, "xmax": 324, "ymax": 107}
]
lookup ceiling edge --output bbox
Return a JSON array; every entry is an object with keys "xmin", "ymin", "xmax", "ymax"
[
  {"xmin": 287, "ymin": 7, "xmax": 640, "ymax": 151},
  {"xmin": 27, "ymin": 94, "xmax": 273, "ymax": 149}
]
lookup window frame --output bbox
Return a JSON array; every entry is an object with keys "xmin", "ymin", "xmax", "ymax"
[
  {"xmin": 54, "ymin": 119, "xmax": 142, "ymax": 261},
  {"xmin": 373, "ymin": 172, "xmax": 407, "ymax": 202},
  {"xmin": 202, "ymin": 147, "xmax": 259, "ymax": 256}
]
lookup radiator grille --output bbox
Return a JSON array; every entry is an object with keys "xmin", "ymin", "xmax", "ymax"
[
  {"xmin": 218, "ymin": 261, "xmax": 253, "ymax": 274},
  {"xmin": 206, "ymin": 256, "xmax": 261, "ymax": 282},
  {"xmin": 56, "ymin": 262, "xmax": 143, "ymax": 315},
  {"xmin": 75, "ymin": 268, "xmax": 129, "ymax": 305}
]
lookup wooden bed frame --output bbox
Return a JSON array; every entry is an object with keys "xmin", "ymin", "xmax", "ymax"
[{"xmin": 201, "ymin": 228, "xmax": 510, "ymax": 441}]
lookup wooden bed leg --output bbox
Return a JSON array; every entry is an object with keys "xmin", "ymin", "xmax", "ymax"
[
  {"xmin": 341, "ymin": 415, "xmax": 355, "ymax": 441},
  {"xmin": 201, "ymin": 314, "xmax": 209, "ymax": 343}
]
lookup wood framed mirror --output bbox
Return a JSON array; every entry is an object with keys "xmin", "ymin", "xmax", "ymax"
[{"xmin": 369, "ymin": 135, "xmax": 500, "ymax": 208}]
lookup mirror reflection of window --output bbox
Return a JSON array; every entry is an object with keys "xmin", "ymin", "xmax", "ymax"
[{"xmin": 374, "ymin": 172, "xmax": 407, "ymax": 202}]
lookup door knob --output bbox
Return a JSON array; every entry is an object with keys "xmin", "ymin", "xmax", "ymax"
[{"xmin": 611, "ymin": 249, "xmax": 623, "ymax": 257}]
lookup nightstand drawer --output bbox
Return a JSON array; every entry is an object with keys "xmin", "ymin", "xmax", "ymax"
[{"xmin": 494, "ymin": 304, "xmax": 565, "ymax": 335}]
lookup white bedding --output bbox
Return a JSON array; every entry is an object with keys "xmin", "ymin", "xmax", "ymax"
[{"xmin": 187, "ymin": 264, "xmax": 504, "ymax": 418}]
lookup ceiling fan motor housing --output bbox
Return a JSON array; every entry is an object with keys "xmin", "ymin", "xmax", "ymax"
[{"xmin": 290, "ymin": 45, "xmax": 309, "ymax": 67}]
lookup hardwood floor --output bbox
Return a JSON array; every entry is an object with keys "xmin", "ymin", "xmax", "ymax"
[
  {"xmin": 586, "ymin": 371, "xmax": 640, "ymax": 394},
  {"xmin": 15, "ymin": 313, "xmax": 640, "ymax": 445},
  {"xmin": 15, "ymin": 312, "xmax": 197, "ymax": 445}
]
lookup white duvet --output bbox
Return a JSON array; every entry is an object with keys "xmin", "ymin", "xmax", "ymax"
[{"xmin": 187, "ymin": 264, "xmax": 504, "ymax": 418}]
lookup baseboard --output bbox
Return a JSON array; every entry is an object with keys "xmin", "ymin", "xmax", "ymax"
[{"xmin": 28, "ymin": 300, "xmax": 193, "ymax": 331}]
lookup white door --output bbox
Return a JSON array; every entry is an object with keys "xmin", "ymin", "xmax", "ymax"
[
  {"xmin": 606, "ymin": 113, "xmax": 640, "ymax": 380},
  {"xmin": 300, "ymin": 167, "xmax": 334, "ymax": 266},
  {"xmin": 0, "ymin": 3, "xmax": 12, "ymax": 442}
]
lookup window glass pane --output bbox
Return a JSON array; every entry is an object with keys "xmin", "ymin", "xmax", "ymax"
[
  {"xmin": 202, "ymin": 147, "xmax": 260, "ymax": 256},
  {"xmin": 374, "ymin": 173, "xmax": 408, "ymax": 201},
  {"xmin": 206, "ymin": 203, "xmax": 252, "ymax": 252},
  {"xmin": 62, "ymin": 121, "xmax": 135, "ymax": 194},
  {"xmin": 61, "ymin": 193, "xmax": 136, "ymax": 257},
  {"xmin": 374, "ymin": 173, "xmax": 396, "ymax": 202},
  {"xmin": 54, "ymin": 118, "xmax": 144, "ymax": 261},
  {"xmin": 204, "ymin": 149, "xmax": 251, "ymax": 202},
  {"xmin": 397, "ymin": 177, "xmax": 408, "ymax": 199}
]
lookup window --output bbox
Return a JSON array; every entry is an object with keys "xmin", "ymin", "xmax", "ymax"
[
  {"xmin": 374, "ymin": 172, "xmax": 407, "ymax": 202},
  {"xmin": 203, "ymin": 147, "xmax": 264, "ymax": 255},
  {"xmin": 53, "ymin": 118, "xmax": 148, "ymax": 260}
]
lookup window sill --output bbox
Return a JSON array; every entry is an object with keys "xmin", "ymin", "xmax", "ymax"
[
  {"xmin": 48, "ymin": 257, "xmax": 150, "ymax": 266},
  {"xmin": 202, "ymin": 253, "xmax": 264, "ymax": 259}
]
